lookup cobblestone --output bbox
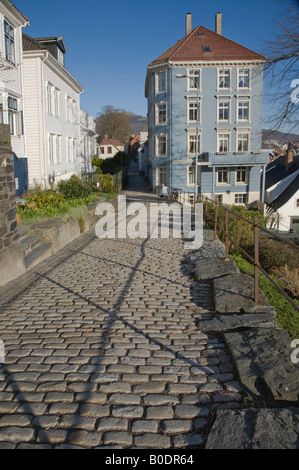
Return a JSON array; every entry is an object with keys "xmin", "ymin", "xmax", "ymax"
[{"xmin": 0, "ymin": 176, "xmax": 243, "ymax": 448}]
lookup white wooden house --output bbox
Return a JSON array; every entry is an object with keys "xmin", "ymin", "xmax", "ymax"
[
  {"xmin": 22, "ymin": 34, "xmax": 84, "ymax": 188},
  {"xmin": 80, "ymin": 109, "xmax": 98, "ymax": 174},
  {"xmin": 0, "ymin": 0, "xmax": 29, "ymax": 194}
]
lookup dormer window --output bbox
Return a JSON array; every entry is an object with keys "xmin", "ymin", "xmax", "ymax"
[
  {"xmin": 202, "ymin": 46, "xmax": 211, "ymax": 53},
  {"xmin": 57, "ymin": 47, "xmax": 64, "ymax": 66},
  {"xmin": 4, "ymin": 20, "xmax": 15, "ymax": 64}
]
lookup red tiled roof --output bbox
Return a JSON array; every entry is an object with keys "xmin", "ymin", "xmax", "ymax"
[
  {"xmin": 99, "ymin": 137, "xmax": 124, "ymax": 147},
  {"xmin": 9, "ymin": 1, "xmax": 29, "ymax": 22},
  {"xmin": 149, "ymin": 26, "xmax": 265, "ymax": 66}
]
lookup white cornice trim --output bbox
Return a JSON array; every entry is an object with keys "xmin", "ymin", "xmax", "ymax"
[
  {"xmin": 148, "ymin": 60, "xmax": 264, "ymax": 70},
  {"xmin": 2, "ymin": 0, "xmax": 29, "ymax": 27},
  {"xmin": 23, "ymin": 50, "xmax": 84, "ymax": 94}
]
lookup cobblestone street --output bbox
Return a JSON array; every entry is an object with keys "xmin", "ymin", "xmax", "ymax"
[{"xmin": 0, "ymin": 167, "xmax": 242, "ymax": 449}]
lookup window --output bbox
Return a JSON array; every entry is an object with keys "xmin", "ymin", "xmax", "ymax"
[
  {"xmin": 238, "ymin": 69, "xmax": 250, "ymax": 89},
  {"xmin": 188, "ymin": 166, "xmax": 200, "ymax": 186},
  {"xmin": 235, "ymin": 193, "xmax": 247, "ymax": 204},
  {"xmin": 157, "ymin": 166, "xmax": 167, "ymax": 186},
  {"xmin": 66, "ymin": 97, "xmax": 72, "ymax": 121},
  {"xmin": 47, "ymin": 83, "xmax": 53, "ymax": 114},
  {"xmin": 4, "ymin": 20, "xmax": 15, "ymax": 64},
  {"xmin": 49, "ymin": 134, "xmax": 55, "ymax": 164},
  {"xmin": 218, "ymin": 70, "xmax": 230, "ymax": 89},
  {"xmin": 100, "ymin": 147, "xmax": 105, "ymax": 155},
  {"xmin": 218, "ymin": 100, "xmax": 230, "ymax": 121},
  {"xmin": 188, "ymin": 70, "xmax": 200, "ymax": 90},
  {"xmin": 156, "ymin": 134, "xmax": 167, "ymax": 156},
  {"xmin": 217, "ymin": 167, "xmax": 229, "ymax": 184},
  {"xmin": 54, "ymin": 89, "xmax": 60, "ymax": 116},
  {"xmin": 202, "ymin": 45, "xmax": 211, "ymax": 53},
  {"xmin": 188, "ymin": 100, "xmax": 200, "ymax": 123},
  {"xmin": 236, "ymin": 166, "xmax": 248, "ymax": 184},
  {"xmin": 156, "ymin": 103, "xmax": 167, "ymax": 124},
  {"xmin": 67, "ymin": 137, "xmax": 73, "ymax": 162},
  {"xmin": 218, "ymin": 133, "xmax": 230, "ymax": 152},
  {"xmin": 56, "ymin": 136, "xmax": 61, "ymax": 163},
  {"xmin": 188, "ymin": 133, "xmax": 200, "ymax": 155},
  {"xmin": 296, "ymin": 199, "xmax": 299, "ymax": 208},
  {"xmin": 57, "ymin": 48, "xmax": 64, "ymax": 66},
  {"xmin": 8, "ymin": 96, "xmax": 17, "ymax": 135},
  {"xmin": 238, "ymin": 99, "xmax": 250, "ymax": 121},
  {"xmin": 156, "ymin": 71, "xmax": 166, "ymax": 93},
  {"xmin": 107, "ymin": 147, "xmax": 112, "ymax": 154},
  {"xmin": 237, "ymin": 132, "xmax": 249, "ymax": 152}
]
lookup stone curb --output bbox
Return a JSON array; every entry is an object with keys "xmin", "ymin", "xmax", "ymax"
[{"xmin": 186, "ymin": 228, "xmax": 299, "ymax": 448}]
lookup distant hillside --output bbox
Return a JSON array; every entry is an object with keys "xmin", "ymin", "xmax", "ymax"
[
  {"xmin": 262, "ymin": 129, "xmax": 299, "ymax": 143},
  {"xmin": 127, "ymin": 112, "xmax": 148, "ymax": 136}
]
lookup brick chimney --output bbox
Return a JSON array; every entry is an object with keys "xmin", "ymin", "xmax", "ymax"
[
  {"xmin": 215, "ymin": 12, "xmax": 222, "ymax": 35},
  {"xmin": 186, "ymin": 13, "xmax": 192, "ymax": 35}
]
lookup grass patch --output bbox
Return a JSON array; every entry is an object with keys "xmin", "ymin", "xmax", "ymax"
[
  {"xmin": 231, "ymin": 253, "xmax": 299, "ymax": 339},
  {"xmin": 17, "ymin": 192, "xmax": 116, "ymax": 226}
]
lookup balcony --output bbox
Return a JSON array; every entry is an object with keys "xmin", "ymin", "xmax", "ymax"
[{"xmin": 198, "ymin": 152, "xmax": 269, "ymax": 166}]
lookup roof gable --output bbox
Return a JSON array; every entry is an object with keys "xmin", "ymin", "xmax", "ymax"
[{"xmin": 149, "ymin": 26, "xmax": 265, "ymax": 66}]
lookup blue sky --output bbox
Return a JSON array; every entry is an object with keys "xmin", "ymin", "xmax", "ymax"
[{"xmin": 14, "ymin": 0, "xmax": 298, "ymax": 129}]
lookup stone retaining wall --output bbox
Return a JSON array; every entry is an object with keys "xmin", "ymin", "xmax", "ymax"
[
  {"xmin": 185, "ymin": 229, "xmax": 299, "ymax": 448},
  {"xmin": 0, "ymin": 125, "xmax": 26, "ymax": 284}
]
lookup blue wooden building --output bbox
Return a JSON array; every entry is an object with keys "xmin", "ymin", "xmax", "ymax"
[{"xmin": 145, "ymin": 13, "xmax": 269, "ymax": 205}]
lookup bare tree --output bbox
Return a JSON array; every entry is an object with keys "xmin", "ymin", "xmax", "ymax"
[
  {"xmin": 96, "ymin": 105, "xmax": 132, "ymax": 142},
  {"xmin": 262, "ymin": 1, "xmax": 299, "ymax": 132}
]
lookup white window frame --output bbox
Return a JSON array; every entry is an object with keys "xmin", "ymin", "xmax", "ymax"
[
  {"xmin": 235, "ymin": 193, "xmax": 247, "ymax": 204},
  {"xmin": 156, "ymin": 134, "xmax": 167, "ymax": 157},
  {"xmin": 217, "ymin": 98, "xmax": 231, "ymax": 123},
  {"xmin": 187, "ymin": 165, "xmax": 201, "ymax": 186},
  {"xmin": 156, "ymin": 166, "xmax": 167, "ymax": 186},
  {"xmin": 236, "ymin": 129, "xmax": 250, "ymax": 152},
  {"xmin": 57, "ymin": 47, "xmax": 64, "ymax": 66},
  {"xmin": 187, "ymin": 69, "xmax": 201, "ymax": 92},
  {"xmin": 156, "ymin": 102, "xmax": 167, "ymax": 125},
  {"xmin": 56, "ymin": 135, "xmax": 62, "ymax": 163},
  {"xmin": 7, "ymin": 95, "xmax": 18, "ymax": 136},
  {"xmin": 155, "ymin": 70, "xmax": 166, "ymax": 94},
  {"xmin": 54, "ymin": 88, "xmax": 60, "ymax": 117},
  {"xmin": 237, "ymin": 68, "xmax": 251, "ymax": 91},
  {"xmin": 49, "ymin": 134, "xmax": 55, "ymax": 164},
  {"xmin": 47, "ymin": 83, "xmax": 54, "ymax": 115},
  {"xmin": 236, "ymin": 166, "xmax": 248, "ymax": 184},
  {"xmin": 237, "ymin": 97, "xmax": 251, "ymax": 123},
  {"xmin": 187, "ymin": 98, "xmax": 201, "ymax": 124},
  {"xmin": 218, "ymin": 69, "xmax": 231, "ymax": 91},
  {"xmin": 4, "ymin": 20, "xmax": 15, "ymax": 65},
  {"xmin": 66, "ymin": 96, "xmax": 72, "ymax": 122},
  {"xmin": 217, "ymin": 130, "xmax": 231, "ymax": 153},
  {"xmin": 217, "ymin": 167, "xmax": 230, "ymax": 185},
  {"xmin": 188, "ymin": 130, "xmax": 201, "ymax": 156}
]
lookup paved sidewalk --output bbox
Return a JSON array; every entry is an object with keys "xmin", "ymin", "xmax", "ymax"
[{"xmin": 0, "ymin": 165, "xmax": 242, "ymax": 448}]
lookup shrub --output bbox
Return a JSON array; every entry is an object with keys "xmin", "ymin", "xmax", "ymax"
[
  {"xmin": 92, "ymin": 156, "xmax": 103, "ymax": 174},
  {"xmin": 26, "ymin": 190, "xmax": 64, "ymax": 209},
  {"xmin": 57, "ymin": 175, "xmax": 92, "ymax": 200},
  {"xmin": 98, "ymin": 174, "xmax": 116, "ymax": 193},
  {"xmin": 207, "ymin": 203, "xmax": 268, "ymax": 253}
]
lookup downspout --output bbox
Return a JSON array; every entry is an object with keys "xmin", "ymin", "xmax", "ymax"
[
  {"xmin": 212, "ymin": 166, "xmax": 216, "ymax": 201},
  {"xmin": 261, "ymin": 164, "xmax": 266, "ymax": 203}
]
